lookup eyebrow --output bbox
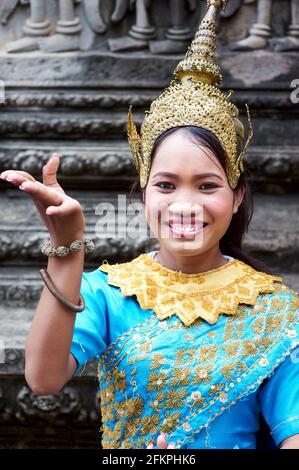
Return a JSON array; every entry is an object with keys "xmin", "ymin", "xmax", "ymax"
[{"xmin": 152, "ymin": 172, "xmax": 223, "ymax": 181}]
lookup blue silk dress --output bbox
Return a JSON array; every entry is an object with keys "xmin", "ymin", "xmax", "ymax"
[{"xmin": 71, "ymin": 252, "xmax": 299, "ymax": 449}]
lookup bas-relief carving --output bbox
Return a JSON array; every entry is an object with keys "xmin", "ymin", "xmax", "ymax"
[
  {"xmin": 108, "ymin": 0, "xmax": 198, "ymax": 53},
  {"xmin": 1, "ymin": 0, "xmax": 299, "ymax": 53},
  {"xmin": 4, "ymin": 0, "xmax": 83, "ymax": 52},
  {"xmin": 228, "ymin": 0, "xmax": 299, "ymax": 51}
]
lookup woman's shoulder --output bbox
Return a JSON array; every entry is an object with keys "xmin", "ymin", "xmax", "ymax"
[{"xmin": 270, "ymin": 280, "xmax": 298, "ymax": 299}]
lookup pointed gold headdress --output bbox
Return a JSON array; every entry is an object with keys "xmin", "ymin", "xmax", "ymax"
[{"xmin": 127, "ymin": 0, "xmax": 253, "ymax": 190}]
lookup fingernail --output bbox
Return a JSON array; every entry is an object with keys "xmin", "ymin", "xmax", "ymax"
[
  {"xmin": 160, "ymin": 432, "xmax": 166, "ymax": 438},
  {"xmin": 19, "ymin": 183, "xmax": 30, "ymax": 191},
  {"xmin": 6, "ymin": 176, "xmax": 16, "ymax": 183}
]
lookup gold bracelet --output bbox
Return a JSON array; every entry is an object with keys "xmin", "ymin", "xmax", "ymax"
[{"xmin": 39, "ymin": 269, "xmax": 85, "ymax": 313}]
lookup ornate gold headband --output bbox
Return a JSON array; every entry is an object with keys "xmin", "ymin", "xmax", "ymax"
[{"xmin": 127, "ymin": 0, "xmax": 253, "ymax": 190}]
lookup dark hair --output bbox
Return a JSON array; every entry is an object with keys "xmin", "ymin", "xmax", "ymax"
[{"xmin": 129, "ymin": 125, "xmax": 275, "ymax": 275}]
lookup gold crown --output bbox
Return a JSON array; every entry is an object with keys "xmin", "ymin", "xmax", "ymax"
[{"xmin": 127, "ymin": 0, "xmax": 253, "ymax": 190}]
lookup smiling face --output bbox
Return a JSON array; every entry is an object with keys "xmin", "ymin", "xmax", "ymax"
[{"xmin": 143, "ymin": 128, "xmax": 244, "ymax": 260}]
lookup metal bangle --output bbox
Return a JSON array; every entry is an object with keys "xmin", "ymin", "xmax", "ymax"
[{"xmin": 39, "ymin": 268, "xmax": 85, "ymax": 313}]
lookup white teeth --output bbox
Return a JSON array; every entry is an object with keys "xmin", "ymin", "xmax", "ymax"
[{"xmin": 170, "ymin": 224, "xmax": 202, "ymax": 232}]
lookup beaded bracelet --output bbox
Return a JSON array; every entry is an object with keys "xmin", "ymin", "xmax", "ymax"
[{"xmin": 41, "ymin": 236, "xmax": 95, "ymax": 257}]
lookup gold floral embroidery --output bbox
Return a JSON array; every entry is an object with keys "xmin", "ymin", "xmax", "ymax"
[
  {"xmin": 102, "ymin": 404, "xmax": 114, "ymax": 422},
  {"xmin": 165, "ymin": 388, "xmax": 187, "ymax": 409},
  {"xmin": 112, "ymin": 368, "xmax": 127, "ymax": 391},
  {"xmin": 236, "ymin": 360, "xmax": 246, "ymax": 373},
  {"xmin": 115, "ymin": 402, "xmax": 126, "ymax": 420},
  {"xmin": 199, "ymin": 345, "xmax": 218, "ymax": 362},
  {"xmin": 160, "ymin": 412, "xmax": 181, "ymax": 433},
  {"xmin": 255, "ymin": 337, "xmax": 273, "ymax": 348},
  {"xmin": 175, "ymin": 348, "xmax": 197, "ymax": 365},
  {"xmin": 222, "ymin": 341, "xmax": 240, "ymax": 357},
  {"xmin": 101, "ymin": 385, "xmax": 115, "ymax": 406},
  {"xmin": 194, "ymin": 364, "xmax": 213, "ymax": 384},
  {"xmin": 185, "ymin": 333, "xmax": 195, "ymax": 341},
  {"xmin": 240, "ymin": 340, "xmax": 259, "ymax": 356},
  {"xmin": 187, "ymin": 390, "xmax": 205, "ymax": 407},
  {"xmin": 170, "ymin": 368, "xmax": 191, "ymax": 387},
  {"xmin": 147, "ymin": 372, "xmax": 168, "ymax": 391},
  {"xmin": 150, "ymin": 353, "xmax": 167, "ymax": 369},
  {"xmin": 265, "ymin": 315, "xmax": 284, "ymax": 334},
  {"xmin": 207, "ymin": 331, "xmax": 217, "ymax": 339},
  {"xmin": 124, "ymin": 418, "xmax": 141, "ymax": 438},
  {"xmin": 221, "ymin": 361, "xmax": 236, "ymax": 380},
  {"xmin": 148, "ymin": 392, "xmax": 164, "ymax": 412},
  {"xmin": 128, "ymin": 355, "xmax": 147, "ymax": 364},
  {"xmin": 223, "ymin": 324, "xmax": 235, "ymax": 341},
  {"xmin": 270, "ymin": 297, "xmax": 288, "ymax": 312},
  {"xmin": 121, "ymin": 439, "xmax": 135, "ymax": 449},
  {"xmin": 138, "ymin": 341, "xmax": 153, "ymax": 353},
  {"xmin": 208, "ymin": 383, "xmax": 225, "ymax": 396},
  {"xmin": 140, "ymin": 414, "xmax": 160, "ymax": 435},
  {"xmin": 122, "ymin": 397, "xmax": 144, "ymax": 418},
  {"xmin": 251, "ymin": 318, "xmax": 264, "ymax": 335}
]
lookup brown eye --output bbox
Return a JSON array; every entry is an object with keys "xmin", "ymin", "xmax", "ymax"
[
  {"xmin": 200, "ymin": 183, "xmax": 218, "ymax": 190},
  {"xmin": 156, "ymin": 182, "xmax": 175, "ymax": 190}
]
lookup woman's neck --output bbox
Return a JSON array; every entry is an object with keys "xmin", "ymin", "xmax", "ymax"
[{"xmin": 155, "ymin": 246, "xmax": 228, "ymax": 274}]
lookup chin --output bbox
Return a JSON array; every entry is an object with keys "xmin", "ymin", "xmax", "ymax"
[{"xmin": 160, "ymin": 240, "xmax": 210, "ymax": 256}]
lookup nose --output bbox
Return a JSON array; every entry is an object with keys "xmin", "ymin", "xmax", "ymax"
[{"xmin": 167, "ymin": 201, "xmax": 204, "ymax": 219}]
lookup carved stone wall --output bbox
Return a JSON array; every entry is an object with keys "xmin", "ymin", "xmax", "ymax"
[{"xmin": 0, "ymin": 0, "xmax": 298, "ymax": 449}]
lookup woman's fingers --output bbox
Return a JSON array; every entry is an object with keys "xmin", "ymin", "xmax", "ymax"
[
  {"xmin": 42, "ymin": 153, "xmax": 64, "ymax": 192},
  {"xmin": 0, "ymin": 171, "xmax": 62, "ymax": 208},
  {"xmin": 45, "ymin": 198, "xmax": 81, "ymax": 217},
  {"xmin": 167, "ymin": 443, "xmax": 176, "ymax": 449},
  {"xmin": 157, "ymin": 434, "xmax": 169, "ymax": 449},
  {"xmin": 19, "ymin": 180, "xmax": 64, "ymax": 207},
  {"xmin": 1, "ymin": 153, "xmax": 64, "ymax": 193},
  {"xmin": 0, "ymin": 170, "xmax": 36, "ymax": 184},
  {"xmin": 147, "ymin": 434, "xmax": 176, "ymax": 449}
]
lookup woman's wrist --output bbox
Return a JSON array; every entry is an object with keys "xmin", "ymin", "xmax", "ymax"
[{"xmin": 49, "ymin": 231, "xmax": 85, "ymax": 248}]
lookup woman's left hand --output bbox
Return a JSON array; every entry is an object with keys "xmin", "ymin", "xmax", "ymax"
[{"xmin": 147, "ymin": 433, "xmax": 176, "ymax": 449}]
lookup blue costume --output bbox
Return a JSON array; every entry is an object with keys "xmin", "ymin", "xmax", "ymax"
[{"xmin": 71, "ymin": 252, "xmax": 299, "ymax": 449}]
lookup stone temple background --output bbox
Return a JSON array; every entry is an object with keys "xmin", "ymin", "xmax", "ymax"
[{"xmin": 0, "ymin": 0, "xmax": 298, "ymax": 448}]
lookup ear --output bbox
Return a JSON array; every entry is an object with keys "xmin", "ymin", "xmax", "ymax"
[{"xmin": 233, "ymin": 184, "xmax": 245, "ymax": 214}]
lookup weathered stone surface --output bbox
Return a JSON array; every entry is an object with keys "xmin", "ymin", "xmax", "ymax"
[{"xmin": 0, "ymin": 50, "xmax": 299, "ymax": 89}]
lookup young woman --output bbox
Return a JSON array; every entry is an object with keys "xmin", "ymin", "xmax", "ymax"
[{"xmin": 1, "ymin": 0, "xmax": 299, "ymax": 449}]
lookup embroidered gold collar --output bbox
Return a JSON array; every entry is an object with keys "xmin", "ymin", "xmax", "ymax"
[{"xmin": 98, "ymin": 254, "xmax": 283, "ymax": 326}]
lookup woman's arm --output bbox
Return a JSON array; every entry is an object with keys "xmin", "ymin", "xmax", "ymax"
[
  {"xmin": 280, "ymin": 434, "xmax": 299, "ymax": 449},
  {"xmin": 1, "ymin": 154, "xmax": 86, "ymax": 396},
  {"xmin": 25, "ymin": 249, "xmax": 84, "ymax": 396}
]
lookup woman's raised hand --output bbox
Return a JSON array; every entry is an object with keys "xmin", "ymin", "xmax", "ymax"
[
  {"xmin": 147, "ymin": 433, "xmax": 176, "ymax": 449},
  {"xmin": 0, "ymin": 153, "xmax": 85, "ymax": 246}
]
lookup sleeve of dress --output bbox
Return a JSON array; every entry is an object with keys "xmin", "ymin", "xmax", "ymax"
[
  {"xmin": 258, "ymin": 352, "xmax": 299, "ymax": 447},
  {"xmin": 70, "ymin": 270, "xmax": 108, "ymax": 376}
]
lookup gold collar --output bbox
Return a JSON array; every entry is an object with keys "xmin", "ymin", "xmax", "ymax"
[{"xmin": 99, "ymin": 254, "xmax": 283, "ymax": 326}]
